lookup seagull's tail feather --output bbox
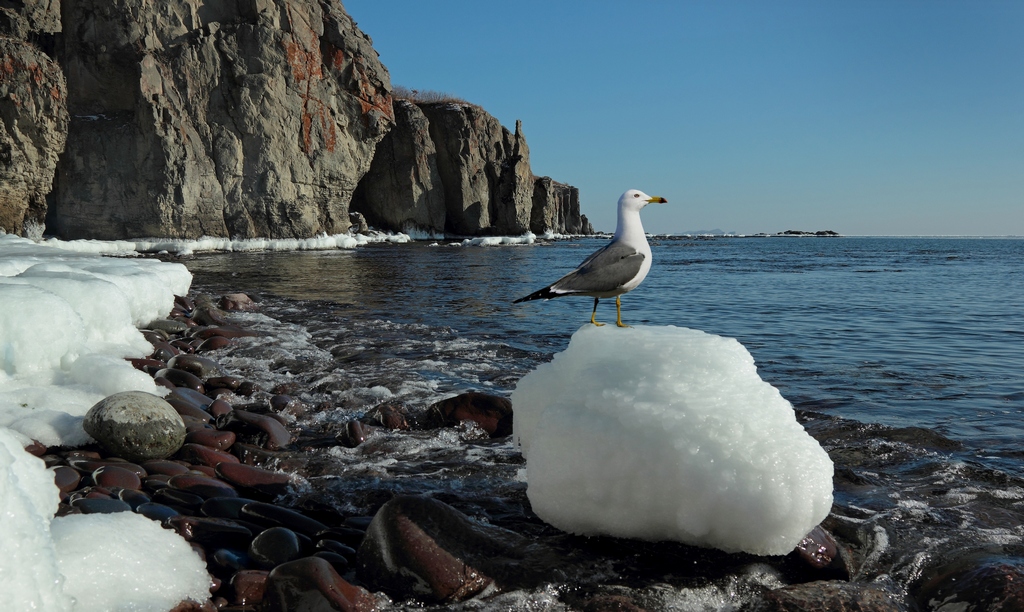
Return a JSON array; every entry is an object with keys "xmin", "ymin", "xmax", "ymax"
[{"xmin": 513, "ymin": 285, "xmax": 559, "ymax": 303}]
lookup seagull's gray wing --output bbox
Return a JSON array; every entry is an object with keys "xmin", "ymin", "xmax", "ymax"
[{"xmin": 549, "ymin": 241, "xmax": 645, "ymax": 295}]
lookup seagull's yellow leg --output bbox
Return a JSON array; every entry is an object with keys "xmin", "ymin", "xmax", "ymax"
[
  {"xmin": 615, "ymin": 295, "xmax": 630, "ymax": 328},
  {"xmin": 590, "ymin": 298, "xmax": 605, "ymax": 326}
]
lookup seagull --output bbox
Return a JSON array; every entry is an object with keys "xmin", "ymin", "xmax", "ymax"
[{"xmin": 514, "ymin": 189, "xmax": 667, "ymax": 327}]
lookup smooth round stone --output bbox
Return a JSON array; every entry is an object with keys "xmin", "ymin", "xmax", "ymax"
[
  {"xmin": 168, "ymin": 399, "xmax": 212, "ymax": 424},
  {"xmin": 155, "ymin": 368, "xmax": 206, "ymax": 393},
  {"xmin": 53, "ymin": 465, "xmax": 82, "ymax": 493},
  {"xmin": 316, "ymin": 539, "xmax": 357, "ymax": 558},
  {"xmin": 117, "ymin": 488, "xmax": 152, "ymax": 510},
  {"xmin": 221, "ymin": 409, "xmax": 292, "ymax": 450},
  {"xmin": 210, "ymin": 548, "xmax": 250, "ymax": 573},
  {"xmin": 168, "ymin": 515, "xmax": 253, "ymax": 547},
  {"xmin": 175, "ymin": 443, "xmax": 240, "ymax": 468},
  {"xmin": 215, "ymin": 463, "xmax": 292, "ymax": 497},
  {"xmin": 143, "ymin": 474, "xmax": 173, "ymax": 492},
  {"xmin": 153, "ymin": 487, "xmax": 206, "ymax": 511},
  {"xmin": 249, "ymin": 527, "xmax": 302, "ymax": 569},
  {"xmin": 185, "ymin": 428, "xmax": 236, "ymax": 451},
  {"xmin": 67, "ymin": 459, "xmax": 147, "ymax": 479},
  {"xmin": 208, "ymin": 398, "xmax": 234, "ymax": 417},
  {"xmin": 169, "ymin": 388, "xmax": 214, "ymax": 410},
  {"xmin": 71, "ymin": 497, "xmax": 132, "ymax": 514},
  {"xmin": 167, "ymin": 354, "xmax": 223, "ymax": 379},
  {"xmin": 240, "ymin": 502, "xmax": 328, "ymax": 537},
  {"xmin": 92, "ymin": 465, "xmax": 142, "ymax": 490},
  {"xmin": 189, "ymin": 465, "xmax": 218, "ymax": 478},
  {"xmin": 313, "ymin": 551, "xmax": 350, "ymax": 573},
  {"xmin": 83, "ymin": 391, "xmax": 186, "ymax": 462},
  {"xmin": 150, "ymin": 342, "xmax": 179, "ymax": 361},
  {"xmin": 262, "ymin": 557, "xmax": 375, "ymax": 611},
  {"xmin": 140, "ymin": 459, "xmax": 190, "ymax": 476},
  {"xmin": 316, "ymin": 527, "xmax": 365, "ymax": 550},
  {"xmin": 197, "ymin": 336, "xmax": 231, "ymax": 353},
  {"xmin": 169, "ymin": 473, "xmax": 239, "ymax": 499},
  {"xmin": 201, "ymin": 497, "xmax": 259, "ymax": 520},
  {"xmin": 207, "ymin": 376, "xmax": 241, "ymax": 391},
  {"xmin": 135, "ymin": 501, "xmax": 181, "ymax": 523}
]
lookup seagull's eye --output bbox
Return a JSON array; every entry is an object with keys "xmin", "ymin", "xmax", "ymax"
[{"xmin": 633, "ymin": 194, "xmax": 640, "ymax": 198}]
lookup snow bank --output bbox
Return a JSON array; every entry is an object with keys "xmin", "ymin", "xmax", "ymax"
[
  {"xmin": 0, "ymin": 234, "xmax": 191, "ymax": 446},
  {"xmin": 512, "ymin": 325, "xmax": 834, "ymax": 556},
  {"xmin": 0, "ymin": 428, "xmax": 210, "ymax": 611}
]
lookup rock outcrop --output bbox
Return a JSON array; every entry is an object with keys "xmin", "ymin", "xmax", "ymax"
[
  {"xmin": 349, "ymin": 99, "xmax": 445, "ymax": 237},
  {"xmin": 47, "ymin": 0, "xmax": 393, "ymax": 240},
  {"xmin": 532, "ymin": 176, "xmax": 592, "ymax": 235},
  {"xmin": 0, "ymin": 2, "xmax": 67, "ymax": 237},
  {"xmin": 352, "ymin": 100, "xmax": 591, "ymax": 237}
]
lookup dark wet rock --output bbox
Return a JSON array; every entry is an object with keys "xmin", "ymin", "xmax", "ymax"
[
  {"xmin": 153, "ymin": 487, "xmax": 207, "ymax": 512},
  {"xmin": 194, "ymin": 326, "xmax": 259, "ymax": 340},
  {"xmin": 232, "ymin": 443, "xmax": 285, "ymax": 466},
  {"xmin": 169, "ymin": 388, "xmax": 215, "ymax": 409},
  {"xmin": 22, "ymin": 440, "xmax": 47, "ymax": 457},
  {"xmin": 156, "ymin": 368, "xmax": 207, "ymax": 394},
  {"xmin": 71, "ymin": 497, "xmax": 133, "ymax": 514},
  {"xmin": 357, "ymin": 495, "xmax": 558, "ymax": 603},
  {"xmin": 207, "ymin": 376, "xmax": 242, "ymax": 392},
  {"xmin": 197, "ymin": 336, "xmax": 232, "ymax": 353},
  {"xmin": 202, "ymin": 497, "xmax": 260, "ymax": 521},
  {"xmin": 176, "ymin": 443, "xmax": 241, "ymax": 467},
  {"xmin": 793, "ymin": 526, "xmax": 850, "ymax": 578},
  {"xmin": 229, "ymin": 569, "xmax": 268, "ymax": 606},
  {"xmin": 186, "ymin": 429, "xmax": 237, "ymax": 452},
  {"xmin": 141, "ymin": 459, "xmax": 191, "ymax": 477},
  {"xmin": 83, "ymin": 391, "xmax": 186, "ymax": 462},
  {"xmin": 262, "ymin": 557, "xmax": 377, "ymax": 612},
  {"xmin": 215, "ymin": 463, "xmax": 293, "ymax": 498},
  {"xmin": 365, "ymin": 402, "xmax": 412, "ymax": 430},
  {"xmin": 270, "ymin": 394, "xmax": 301, "ymax": 412},
  {"xmin": 210, "ymin": 548, "xmax": 252, "ymax": 575},
  {"xmin": 169, "ymin": 474, "xmax": 240, "ymax": 499},
  {"xmin": 316, "ymin": 539, "xmax": 357, "ymax": 559},
  {"xmin": 129, "ymin": 357, "xmax": 167, "ymax": 374},
  {"xmin": 208, "ymin": 398, "xmax": 234, "ymax": 418},
  {"xmin": 217, "ymin": 410, "xmax": 293, "ymax": 450},
  {"xmin": 151, "ymin": 342, "xmax": 180, "ymax": 362},
  {"xmin": 67, "ymin": 458, "xmax": 146, "ymax": 478},
  {"xmin": 135, "ymin": 501, "xmax": 181, "ymax": 524},
  {"xmin": 240, "ymin": 502, "xmax": 328, "ymax": 537},
  {"xmin": 53, "ymin": 465, "xmax": 82, "ymax": 493},
  {"xmin": 169, "ymin": 516, "xmax": 253, "ymax": 548},
  {"xmin": 753, "ymin": 580, "xmax": 908, "ymax": 612},
  {"xmin": 248, "ymin": 527, "xmax": 303, "ymax": 570},
  {"xmin": 143, "ymin": 474, "xmax": 173, "ymax": 493},
  {"xmin": 168, "ymin": 354, "xmax": 224, "ymax": 379},
  {"xmin": 336, "ymin": 420, "xmax": 377, "ymax": 448},
  {"xmin": 317, "ymin": 527, "xmax": 366, "ymax": 550},
  {"xmin": 914, "ymin": 551, "xmax": 1024, "ymax": 612},
  {"xmin": 169, "ymin": 400, "xmax": 214, "ymax": 424},
  {"xmin": 92, "ymin": 464, "xmax": 142, "ymax": 490},
  {"xmin": 117, "ymin": 488, "xmax": 152, "ymax": 510},
  {"xmin": 424, "ymin": 392, "xmax": 513, "ymax": 437},
  {"xmin": 313, "ymin": 551, "xmax": 351, "ymax": 574}
]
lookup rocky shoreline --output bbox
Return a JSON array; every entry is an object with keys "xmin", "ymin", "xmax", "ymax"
[{"xmin": 19, "ymin": 283, "xmax": 1024, "ymax": 611}]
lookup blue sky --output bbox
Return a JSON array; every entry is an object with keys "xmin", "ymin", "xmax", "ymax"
[{"xmin": 343, "ymin": 1, "xmax": 1023, "ymax": 235}]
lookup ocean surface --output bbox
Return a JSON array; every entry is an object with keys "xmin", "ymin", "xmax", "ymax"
[{"xmin": 183, "ymin": 236, "xmax": 1024, "ymax": 608}]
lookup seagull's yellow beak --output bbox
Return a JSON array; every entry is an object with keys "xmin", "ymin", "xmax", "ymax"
[{"xmin": 646, "ymin": 196, "xmax": 668, "ymax": 204}]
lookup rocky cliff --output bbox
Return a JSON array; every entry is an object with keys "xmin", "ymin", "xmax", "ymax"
[
  {"xmin": 352, "ymin": 100, "xmax": 591, "ymax": 237},
  {"xmin": 0, "ymin": 0, "xmax": 589, "ymax": 240}
]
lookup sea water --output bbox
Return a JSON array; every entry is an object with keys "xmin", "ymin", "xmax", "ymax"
[{"xmin": 183, "ymin": 236, "xmax": 1024, "ymax": 602}]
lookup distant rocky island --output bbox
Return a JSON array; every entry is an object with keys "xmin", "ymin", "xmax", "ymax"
[{"xmin": 0, "ymin": 0, "xmax": 592, "ymax": 241}]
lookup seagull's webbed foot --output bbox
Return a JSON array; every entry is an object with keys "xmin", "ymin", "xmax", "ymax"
[
  {"xmin": 615, "ymin": 296, "xmax": 630, "ymax": 328},
  {"xmin": 590, "ymin": 297, "xmax": 605, "ymax": 327}
]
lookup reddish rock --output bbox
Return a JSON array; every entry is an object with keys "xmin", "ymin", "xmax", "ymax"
[
  {"xmin": 186, "ymin": 429, "xmax": 237, "ymax": 452},
  {"xmin": 230, "ymin": 570, "xmax": 268, "ymax": 606},
  {"xmin": 53, "ymin": 466, "xmax": 82, "ymax": 493},
  {"xmin": 221, "ymin": 410, "xmax": 292, "ymax": 450},
  {"xmin": 196, "ymin": 336, "xmax": 232, "ymax": 353},
  {"xmin": 208, "ymin": 399, "xmax": 234, "ymax": 418},
  {"xmin": 249, "ymin": 526, "xmax": 303, "ymax": 569},
  {"xmin": 215, "ymin": 463, "xmax": 293, "ymax": 497},
  {"xmin": 239, "ymin": 502, "xmax": 328, "ymax": 537},
  {"xmin": 169, "ymin": 474, "xmax": 240, "ymax": 499},
  {"xmin": 141, "ymin": 459, "xmax": 191, "ymax": 476},
  {"xmin": 169, "ymin": 400, "xmax": 213, "ymax": 424},
  {"xmin": 754, "ymin": 580, "xmax": 907, "ymax": 612},
  {"xmin": 92, "ymin": 465, "xmax": 142, "ymax": 490},
  {"xmin": 426, "ymin": 392, "xmax": 513, "ymax": 437},
  {"xmin": 262, "ymin": 557, "xmax": 377, "ymax": 612},
  {"xmin": 206, "ymin": 376, "xmax": 241, "ymax": 391},
  {"xmin": 176, "ymin": 443, "xmax": 241, "ymax": 468},
  {"xmin": 156, "ymin": 368, "xmax": 207, "ymax": 394},
  {"xmin": 914, "ymin": 553, "xmax": 1024, "ymax": 612},
  {"xmin": 168, "ymin": 354, "xmax": 224, "ymax": 379},
  {"xmin": 169, "ymin": 516, "xmax": 253, "ymax": 547}
]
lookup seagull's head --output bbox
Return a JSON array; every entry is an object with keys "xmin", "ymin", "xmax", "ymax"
[{"xmin": 619, "ymin": 189, "xmax": 668, "ymax": 212}]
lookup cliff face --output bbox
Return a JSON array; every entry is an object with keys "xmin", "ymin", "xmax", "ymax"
[
  {"xmin": 48, "ymin": 0, "xmax": 393, "ymax": 240},
  {"xmin": 0, "ymin": 2, "xmax": 67, "ymax": 237},
  {"xmin": 353, "ymin": 101, "xmax": 589, "ymax": 237},
  {"xmin": 0, "ymin": 1, "xmax": 588, "ymax": 239}
]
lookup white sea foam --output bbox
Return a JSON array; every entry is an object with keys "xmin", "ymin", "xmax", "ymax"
[
  {"xmin": 512, "ymin": 324, "xmax": 834, "ymax": 556},
  {"xmin": 459, "ymin": 233, "xmax": 536, "ymax": 247}
]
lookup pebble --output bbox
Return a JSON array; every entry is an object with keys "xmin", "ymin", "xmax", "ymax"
[
  {"xmin": 185, "ymin": 429, "xmax": 236, "ymax": 451},
  {"xmin": 135, "ymin": 501, "xmax": 181, "ymax": 524},
  {"xmin": 169, "ymin": 474, "xmax": 240, "ymax": 499},
  {"xmin": 262, "ymin": 557, "xmax": 377, "ymax": 612},
  {"xmin": 229, "ymin": 570, "xmax": 269, "ymax": 606},
  {"xmin": 215, "ymin": 462, "xmax": 292, "ymax": 497},
  {"xmin": 167, "ymin": 354, "xmax": 224, "ymax": 379},
  {"xmin": 92, "ymin": 465, "xmax": 142, "ymax": 490},
  {"xmin": 141, "ymin": 459, "xmax": 191, "ymax": 476},
  {"xmin": 156, "ymin": 368, "xmax": 206, "ymax": 393},
  {"xmin": 240, "ymin": 502, "xmax": 328, "ymax": 537},
  {"xmin": 175, "ymin": 443, "xmax": 240, "ymax": 467},
  {"xmin": 249, "ymin": 527, "xmax": 303, "ymax": 569},
  {"xmin": 71, "ymin": 498, "xmax": 133, "ymax": 514},
  {"xmin": 53, "ymin": 465, "xmax": 82, "ymax": 492},
  {"xmin": 425, "ymin": 391, "xmax": 514, "ymax": 438}
]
